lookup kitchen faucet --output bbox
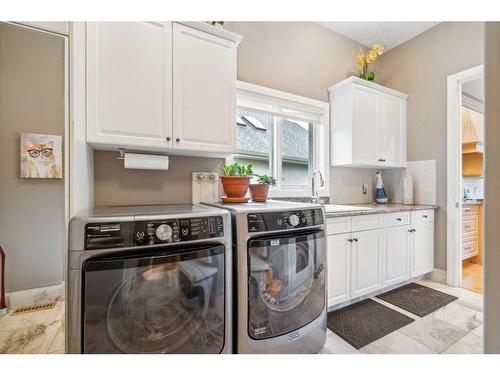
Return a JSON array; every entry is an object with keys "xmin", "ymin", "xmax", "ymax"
[{"xmin": 311, "ymin": 170, "xmax": 324, "ymax": 204}]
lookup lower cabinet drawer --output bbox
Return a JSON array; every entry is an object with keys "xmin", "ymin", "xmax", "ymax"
[
  {"xmin": 351, "ymin": 214, "xmax": 382, "ymax": 232},
  {"xmin": 462, "ymin": 236, "xmax": 478, "ymax": 260},
  {"xmin": 462, "ymin": 205, "xmax": 479, "ymax": 218},
  {"xmin": 462, "ymin": 216, "xmax": 478, "ymax": 236},
  {"xmin": 327, "ymin": 216, "xmax": 352, "ymax": 235},
  {"xmin": 411, "ymin": 210, "xmax": 434, "ymax": 224},
  {"xmin": 383, "ymin": 212, "xmax": 411, "ymax": 227}
]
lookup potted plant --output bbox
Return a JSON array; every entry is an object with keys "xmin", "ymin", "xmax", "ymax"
[
  {"xmin": 219, "ymin": 162, "xmax": 254, "ymax": 201},
  {"xmin": 249, "ymin": 174, "xmax": 277, "ymax": 202},
  {"xmin": 355, "ymin": 44, "xmax": 385, "ymax": 81}
]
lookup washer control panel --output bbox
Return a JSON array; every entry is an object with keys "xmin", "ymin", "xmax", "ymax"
[
  {"xmin": 84, "ymin": 216, "xmax": 224, "ymax": 249},
  {"xmin": 134, "ymin": 216, "xmax": 224, "ymax": 245},
  {"xmin": 247, "ymin": 209, "xmax": 323, "ymax": 233}
]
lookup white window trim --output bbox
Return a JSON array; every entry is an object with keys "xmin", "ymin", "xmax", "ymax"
[{"xmin": 228, "ymin": 81, "xmax": 330, "ymax": 198}]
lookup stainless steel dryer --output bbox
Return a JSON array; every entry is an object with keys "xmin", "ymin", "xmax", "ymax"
[
  {"xmin": 204, "ymin": 201, "xmax": 327, "ymax": 354},
  {"xmin": 67, "ymin": 205, "xmax": 232, "ymax": 354}
]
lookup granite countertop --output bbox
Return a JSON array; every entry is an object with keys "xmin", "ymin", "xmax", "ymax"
[
  {"xmin": 463, "ymin": 199, "xmax": 483, "ymax": 206},
  {"xmin": 325, "ymin": 203, "xmax": 438, "ymax": 218}
]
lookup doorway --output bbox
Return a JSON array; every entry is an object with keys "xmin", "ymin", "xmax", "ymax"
[{"xmin": 447, "ymin": 65, "xmax": 484, "ymax": 294}]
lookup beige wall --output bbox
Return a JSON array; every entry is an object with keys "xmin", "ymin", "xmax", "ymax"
[
  {"xmin": 374, "ymin": 22, "xmax": 484, "ymax": 270},
  {"xmin": 94, "ymin": 151, "xmax": 222, "ymax": 206},
  {"xmin": 94, "ymin": 22, "xmax": 361, "ymax": 206},
  {"xmin": 0, "ymin": 23, "xmax": 65, "ymax": 291},
  {"xmin": 225, "ymin": 22, "xmax": 360, "ymax": 102},
  {"xmin": 484, "ymin": 22, "xmax": 500, "ymax": 354}
]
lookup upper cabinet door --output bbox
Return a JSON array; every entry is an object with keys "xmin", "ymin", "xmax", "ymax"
[
  {"xmin": 352, "ymin": 85, "xmax": 380, "ymax": 164},
  {"xmin": 86, "ymin": 22, "xmax": 173, "ymax": 151},
  {"xmin": 380, "ymin": 94, "xmax": 406, "ymax": 167},
  {"xmin": 172, "ymin": 23, "xmax": 236, "ymax": 153}
]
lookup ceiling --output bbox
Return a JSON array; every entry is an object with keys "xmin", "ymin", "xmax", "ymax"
[
  {"xmin": 318, "ymin": 22, "xmax": 440, "ymax": 50},
  {"xmin": 462, "ymin": 78, "xmax": 484, "ymax": 102}
]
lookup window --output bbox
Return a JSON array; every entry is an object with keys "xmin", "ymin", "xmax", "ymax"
[{"xmin": 231, "ymin": 81, "xmax": 329, "ymax": 197}]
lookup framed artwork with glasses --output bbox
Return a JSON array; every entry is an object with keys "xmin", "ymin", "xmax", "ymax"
[{"xmin": 20, "ymin": 133, "xmax": 62, "ymax": 178}]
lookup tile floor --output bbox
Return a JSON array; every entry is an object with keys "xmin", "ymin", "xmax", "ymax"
[
  {"xmin": 462, "ymin": 262, "xmax": 483, "ymax": 294},
  {"xmin": 0, "ymin": 280, "xmax": 483, "ymax": 354},
  {"xmin": 321, "ymin": 280, "xmax": 484, "ymax": 354},
  {"xmin": 0, "ymin": 299, "xmax": 64, "ymax": 354}
]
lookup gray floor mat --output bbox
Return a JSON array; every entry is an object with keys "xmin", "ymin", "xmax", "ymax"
[
  {"xmin": 327, "ymin": 299, "xmax": 414, "ymax": 349},
  {"xmin": 376, "ymin": 282, "xmax": 458, "ymax": 317}
]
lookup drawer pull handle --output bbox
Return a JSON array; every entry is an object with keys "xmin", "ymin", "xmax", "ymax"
[
  {"xmin": 396, "ymin": 218, "xmax": 402, "ymax": 221},
  {"xmin": 166, "ymin": 136, "xmax": 171, "ymax": 141},
  {"xmin": 348, "ymin": 239, "xmax": 353, "ymax": 243},
  {"xmin": 408, "ymin": 229, "xmax": 416, "ymax": 233},
  {"xmin": 465, "ymin": 225, "xmax": 471, "ymax": 229},
  {"xmin": 422, "ymin": 215, "xmax": 428, "ymax": 218},
  {"xmin": 353, "ymin": 238, "xmax": 358, "ymax": 242}
]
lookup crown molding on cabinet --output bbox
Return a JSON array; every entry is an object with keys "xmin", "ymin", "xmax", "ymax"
[
  {"xmin": 175, "ymin": 22, "xmax": 243, "ymax": 44},
  {"xmin": 328, "ymin": 76, "xmax": 408, "ymax": 100}
]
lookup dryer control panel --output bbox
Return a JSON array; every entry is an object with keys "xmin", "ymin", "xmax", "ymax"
[
  {"xmin": 84, "ymin": 216, "xmax": 224, "ymax": 250},
  {"xmin": 247, "ymin": 209, "xmax": 323, "ymax": 233}
]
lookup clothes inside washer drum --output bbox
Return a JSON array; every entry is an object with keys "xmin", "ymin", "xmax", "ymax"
[{"xmin": 106, "ymin": 262, "xmax": 222, "ymax": 353}]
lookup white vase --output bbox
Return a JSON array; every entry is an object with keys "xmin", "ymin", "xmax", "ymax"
[{"xmin": 402, "ymin": 172, "xmax": 414, "ymax": 205}]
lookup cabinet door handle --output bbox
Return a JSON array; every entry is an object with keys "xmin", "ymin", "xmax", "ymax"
[
  {"xmin": 378, "ymin": 158, "xmax": 386, "ymax": 162},
  {"xmin": 348, "ymin": 239, "xmax": 353, "ymax": 243},
  {"xmin": 408, "ymin": 229, "xmax": 416, "ymax": 233},
  {"xmin": 422, "ymin": 215, "xmax": 428, "ymax": 218},
  {"xmin": 396, "ymin": 218, "xmax": 402, "ymax": 221},
  {"xmin": 353, "ymin": 238, "xmax": 358, "ymax": 242},
  {"xmin": 166, "ymin": 136, "xmax": 171, "ymax": 141},
  {"xmin": 175, "ymin": 138, "xmax": 180, "ymax": 142}
]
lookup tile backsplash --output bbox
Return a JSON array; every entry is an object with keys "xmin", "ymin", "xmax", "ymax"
[
  {"xmin": 463, "ymin": 176, "xmax": 484, "ymax": 199},
  {"xmin": 329, "ymin": 160, "xmax": 437, "ymax": 206}
]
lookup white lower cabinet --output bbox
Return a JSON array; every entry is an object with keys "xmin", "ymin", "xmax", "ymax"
[
  {"xmin": 382, "ymin": 225, "xmax": 410, "ymax": 287},
  {"xmin": 410, "ymin": 221, "xmax": 434, "ymax": 277},
  {"xmin": 327, "ymin": 233, "xmax": 351, "ymax": 306},
  {"xmin": 350, "ymin": 229, "xmax": 383, "ymax": 299},
  {"xmin": 327, "ymin": 210, "xmax": 434, "ymax": 309}
]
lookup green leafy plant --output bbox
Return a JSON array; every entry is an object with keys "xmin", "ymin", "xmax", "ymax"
[
  {"xmin": 219, "ymin": 162, "xmax": 254, "ymax": 176},
  {"xmin": 256, "ymin": 174, "xmax": 277, "ymax": 186}
]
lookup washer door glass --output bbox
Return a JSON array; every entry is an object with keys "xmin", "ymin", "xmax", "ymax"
[
  {"xmin": 247, "ymin": 230, "xmax": 325, "ymax": 340},
  {"xmin": 82, "ymin": 245, "xmax": 225, "ymax": 353}
]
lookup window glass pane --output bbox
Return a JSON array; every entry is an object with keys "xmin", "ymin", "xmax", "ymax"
[
  {"xmin": 235, "ymin": 110, "xmax": 273, "ymax": 177},
  {"xmin": 281, "ymin": 119, "xmax": 313, "ymax": 186}
]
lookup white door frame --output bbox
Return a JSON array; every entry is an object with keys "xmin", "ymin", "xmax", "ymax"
[{"xmin": 446, "ymin": 64, "xmax": 483, "ymax": 286}]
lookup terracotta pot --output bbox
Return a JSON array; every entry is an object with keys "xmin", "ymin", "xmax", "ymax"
[
  {"xmin": 220, "ymin": 176, "xmax": 251, "ymax": 198},
  {"xmin": 249, "ymin": 183, "xmax": 270, "ymax": 202}
]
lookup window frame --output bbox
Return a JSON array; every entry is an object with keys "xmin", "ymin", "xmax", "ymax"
[{"xmin": 229, "ymin": 81, "xmax": 330, "ymax": 198}]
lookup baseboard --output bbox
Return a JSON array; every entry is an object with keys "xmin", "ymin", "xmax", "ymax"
[
  {"xmin": 425, "ymin": 268, "xmax": 447, "ymax": 284},
  {"xmin": 5, "ymin": 282, "xmax": 64, "ymax": 309}
]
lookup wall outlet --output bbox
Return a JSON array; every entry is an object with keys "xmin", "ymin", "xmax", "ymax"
[{"xmin": 362, "ymin": 184, "xmax": 368, "ymax": 195}]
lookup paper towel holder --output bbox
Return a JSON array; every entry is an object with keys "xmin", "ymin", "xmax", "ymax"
[
  {"xmin": 117, "ymin": 148, "xmax": 170, "ymax": 160},
  {"xmin": 117, "ymin": 148, "xmax": 170, "ymax": 171}
]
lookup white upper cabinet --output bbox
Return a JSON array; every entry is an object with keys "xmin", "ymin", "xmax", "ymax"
[
  {"xmin": 173, "ymin": 23, "xmax": 236, "ymax": 153},
  {"xmin": 86, "ymin": 22, "xmax": 241, "ymax": 156},
  {"xmin": 329, "ymin": 76, "xmax": 408, "ymax": 168},
  {"xmin": 86, "ymin": 22, "xmax": 173, "ymax": 152}
]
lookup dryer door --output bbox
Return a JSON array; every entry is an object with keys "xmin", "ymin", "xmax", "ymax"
[
  {"xmin": 247, "ymin": 229, "xmax": 326, "ymax": 340},
  {"xmin": 82, "ymin": 244, "xmax": 225, "ymax": 353}
]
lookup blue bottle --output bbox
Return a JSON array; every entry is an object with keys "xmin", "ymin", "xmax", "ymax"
[{"xmin": 375, "ymin": 172, "xmax": 388, "ymax": 203}]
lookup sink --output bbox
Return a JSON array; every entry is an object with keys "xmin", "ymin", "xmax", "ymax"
[{"xmin": 322, "ymin": 204, "xmax": 373, "ymax": 213}]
